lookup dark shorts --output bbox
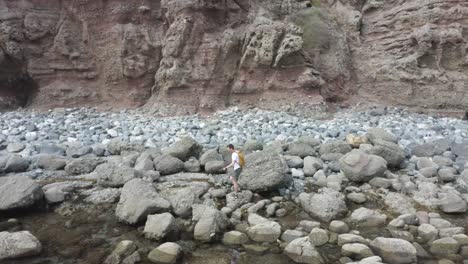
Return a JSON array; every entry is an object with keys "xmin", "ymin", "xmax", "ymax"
[{"xmin": 231, "ymin": 168, "xmax": 242, "ymax": 180}]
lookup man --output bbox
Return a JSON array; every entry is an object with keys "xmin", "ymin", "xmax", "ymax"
[{"xmin": 223, "ymin": 144, "xmax": 242, "ymax": 193}]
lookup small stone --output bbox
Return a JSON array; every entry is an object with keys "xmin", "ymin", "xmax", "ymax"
[
  {"xmin": 297, "ymin": 220, "xmax": 321, "ymax": 233},
  {"xmin": 222, "ymin": 231, "xmax": 249, "ymax": 245},
  {"xmin": 309, "ymin": 228, "xmax": 329, "ymax": 246},
  {"xmin": 430, "ymin": 237, "xmax": 460, "ymax": 255},
  {"xmin": 147, "ymin": 242, "xmax": 182, "ymax": 264},
  {"xmin": 329, "ymin": 221, "xmax": 349, "ymax": 234},
  {"xmin": 281, "ymin": 229, "xmax": 306, "ymax": 243},
  {"xmin": 341, "ymin": 243, "xmax": 374, "ymax": 259}
]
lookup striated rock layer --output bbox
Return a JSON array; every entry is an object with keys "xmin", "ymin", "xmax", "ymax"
[{"xmin": 0, "ymin": 0, "xmax": 467, "ymax": 112}]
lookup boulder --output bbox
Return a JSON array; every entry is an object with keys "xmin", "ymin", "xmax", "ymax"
[
  {"xmin": 308, "ymin": 228, "xmax": 328, "ymax": 246},
  {"xmin": 65, "ymin": 157, "xmax": 102, "ymax": 175},
  {"xmin": 222, "ymin": 231, "xmax": 249, "ymax": 245},
  {"xmin": 346, "ymin": 134, "xmax": 369, "ymax": 148},
  {"xmin": 204, "ymin": 160, "xmax": 225, "ymax": 174},
  {"xmin": 298, "ymin": 188, "xmax": 347, "ymax": 222},
  {"xmin": 339, "ymin": 150, "xmax": 387, "ymax": 182},
  {"xmin": 417, "ymin": 224, "xmax": 438, "ymax": 242},
  {"xmin": 192, "ymin": 204, "xmax": 228, "ymax": 242},
  {"xmin": 366, "ymin": 128, "xmax": 398, "ymax": 144},
  {"xmin": 349, "ymin": 208, "xmax": 387, "ymax": 227},
  {"xmin": 199, "ymin": 148, "xmax": 223, "ymax": 166},
  {"xmin": 103, "ymin": 240, "xmax": 137, "ymax": 264},
  {"xmin": 411, "ymin": 142, "xmax": 445, "ymax": 157},
  {"xmin": 95, "ymin": 163, "xmax": 140, "ymax": 187},
  {"xmin": 0, "ymin": 176, "xmax": 44, "ymax": 210},
  {"xmin": 134, "ymin": 155, "xmax": 155, "ymax": 172},
  {"xmin": 286, "ymin": 156, "xmax": 304, "ymax": 168},
  {"xmin": 0, "ymin": 231, "xmax": 42, "ymax": 260},
  {"xmin": 303, "ymin": 156, "xmax": 323, "ymax": 176},
  {"xmin": 37, "ymin": 144, "xmax": 66, "ymax": 156},
  {"xmin": 36, "ymin": 154, "xmax": 66, "ymax": 170},
  {"xmin": 370, "ymin": 237, "xmax": 417, "ymax": 264},
  {"xmin": 184, "ymin": 157, "xmax": 201, "ymax": 172},
  {"xmin": 384, "ymin": 192, "xmax": 416, "ymax": 215},
  {"xmin": 288, "ymin": 143, "xmax": 316, "ymax": 158},
  {"xmin": 438, "ymin": 192, "xmax": 467, "ymax": 213},
  {"xmin": 66, "ymin": 145, "xmax": 92, "ymax": 158},
  {"xmin": 153, "ymin": 154, "xmax": 184, "ymax": 176},
  {"xmin": 243, "ymin": 139, "xmax": 263, "ymax": 154},
  {"xmin": 226, "ymin": 190, "xmax": 253, "ymax": 210},
  {"xmin": 281, "ymin": 229, "xmax": 306, "ymax": 243},
  {"xmin": 337, "ymin": 234, "xmax": 368, "ymax": 246},
  {"xmin": 284, "ymin": 237, "xmax": 324, "ymax": 264},
  {"xmin": 430, "ymin": 237, "xmax": 460, "ymax": 255},
  {"xmin": 342, "ymin": 243, "xmax": 374, "ymax": 259},
  {"xmin": 6, "ymin": 143, "xmax": 25, "ymax": 153},
  {"xmin": 144, "ymin": 213, "xmax": 178, "ymax": 241},
  {"xmin": 116, "ymin": 179, "xmax": 171, "ymax": 224},
  {"xmin": 159, "ymin": 183, "xmax": 209, "ymax": 217},
  {"xmin": 319, "ymin": 141, "xmax": 352, "ymax": 155},
  {"xmin": 329, "ymin": 221, "xmax": 349, "ymax": 234},
  {"xmin": 370, "ymin": 139, "xmax": 405, "ymax": 168},
  {"xmin": 163, "ymin": 137, "xmax": 202, "ymax": 161},
  {"xmin": 238, "ymin": 151, "xmax": 290, "ymax": 192},
  {"xmin": 147, "ymin": 242, "xmax": 181, "ymax": 264},
  {"xmin": 4, "ymin": 154, "xmax": 30, "ymax": 173},
  {"xmin": 247, "ymin": 221, "xmax": 282, "ymax": 243},
  {"xmin": 297, "ymin": 136, "xmax": 320, "ymax": 147}
]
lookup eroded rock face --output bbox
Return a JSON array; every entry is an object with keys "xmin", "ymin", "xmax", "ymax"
[{"xmin": 1, "ymin": 0, "xmax": 467, "ymax": 112}]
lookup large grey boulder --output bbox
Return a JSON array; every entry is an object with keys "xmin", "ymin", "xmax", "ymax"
[
  {"xmin": 144, "ymin": 213, "xmax": 178, "ymax": 241},
  {"xmin": 147, "ymin": 242, "xmax": 181, "ymax": 264},
  {"xmin": 243, "ymin": 139, "xmax": 263, "ymax": 154},
  {"xmin": 0, "ymin": 176, "xmax": 44, "ymax": 210},
  {"xmin": 226, "ymin": 190, "xmax": 253, "ymax": 210},
  {"xmin": 36, "ymin": 154, "xmax": 66, "ymax": 170},
  {"xmin": 288, "ymin": 143, "xmax": 316, "ymax": 158},
  {"xmin": 349, "ymin": 208, "xmax": 387, "ymax": 227},
  {"xmin": 103, "ymin": 240, "xmax": 138, "ymax": 264},
  {"xmin": 37, "ymin": 144, "xmax": 66, "ymax": 156},
  {"xmin": 159, "ymin": 183, "xmax": 209, "ymax": 217},
  {"xmin": 6, "ymin": 143, "xmax": 25, "ymax": 153},
  {"xmin": 247, "ymin": 220, "xmax": 282, "ymax": 243},
  {"xmin": 116, "ymin": 179, "xmax": 171, "ymax": 224},
  {"xmin": 95, "ymin": 163, "xmax": 141, "ymax": 187},
  {"xmin": 370, "ymin": 237, "xmax": 417, "ymax": 264},
  {"xmin": 192, "ymin": 204, "xmax": 228, "ymax": 242},
  {"xmin": 298, "ymin": 188, "xmax": 348, "ymax": 222},
  {"xmin": 204, "ymin": 160, "xmax": 225, "ymax": 174},
  {"xmin": 438, "ymin": 191, "xmax": 467, "ymax": 213},
  {"xmin": 199, "ymin": 148, "xmax": 223, "ymax": 166},
  {"xmin": 284, "ymin": 237, "xmax": 324, "ymax": 264},
  {"xmin": 366, "ymin": 128, "xmax": 398, "ymax": 144},
  {"xmin": 384, "ymin": 192, "xmax": 416, "ymax": 215},
  {"xmin": 0, "ymin": 231, "xmax": 42, "ymax": 260},
  {"xmin": 319, "ymin": 141, "xmax": 352, "ymax": 156},
  {"xmin": 163, "ymin": 137, "xmax": 202, "ymax": 161},
  {"xmin": 339, "ymin": 149, "xmax": 387, "ymax": 182},
  {"xmin": 64, "ymin": 157, "xmax": 103, "ymax": 175},
  {"xmin": 370, "ymin": 139, "xmax": 405, "ymax": 168},
  {"xmin": 303, "ymin": 156, "xmax": 323, "ymax": 176},
  {"xmin": 153, "ymin": 154, "xmax": 184, "ymax": 176},
  {"xmin": 411, "ymin": 142, "xmax": 445, "ymax": 157},
  {"xmin": 66, "ymin": 145, "xmax": 92, "ymax": 158},
  {"xmin": 3, "ymin": 154, "xmax": 30, "ymax": 173},
  {"xmin": 238, "ymin": 151, "xmax": 290, "ymax": 192}
]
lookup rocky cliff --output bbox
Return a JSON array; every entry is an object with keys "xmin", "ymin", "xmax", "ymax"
[{"xmin": 0, "ymin": 0, "xmax": 467, "ymax": 113}]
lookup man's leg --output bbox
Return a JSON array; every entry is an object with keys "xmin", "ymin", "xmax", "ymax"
[{"xmin": 230, "ymin": 176, "xmax": 240, "ymax": 192}]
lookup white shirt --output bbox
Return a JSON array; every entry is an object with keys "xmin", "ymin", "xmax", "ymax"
[{"xmin": 232, "ymin": 152, "xmax": 240, "ymax": 170}]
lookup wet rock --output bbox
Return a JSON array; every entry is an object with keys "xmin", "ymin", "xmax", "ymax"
[
  {"xmin": 65, "ymin": 157, "xmax": 102, "ymax": 175},
  {"xmin": 153, "ymin": 154, "xmax": 184, "ymax": 176},
  {"xmin": 104, "ymin": 240, "xmax": 137, "ymax": 264},
  {"xmin": 163, "ymin": 136, "xmax": 202, "ymax": 161},
  {"xmin": 82, "ymin": 187, "xmax": 121, "ymax": 204},
  {"xmin": 247, "ymin": 221, "xmax": 281, "ymax": 243},
  {"xmin": 339, "ymin": 149, "xmax": 387, "ymax": 182},
  {"xmin": 284, "ymin": 237, "xmax": 324, "ymax": 264},
  {"xmin": 298, "ymin": 188, "xmax": 347, "ymax": 222},
  {"xmin": 0, "ymin": 231, "xmax": 42, "ymax": 260},
  {"xmin": 370, "ymin": 237, "xmax": 417, "ymax": 264},
  {"xmin": 116, "ymin": 179, "xmax": 170, "ymax": 224},
  {"xmin": 342, "ymin": 243, "xmax": 374, "ymax": 259},
  {"xmin": 147, "ymin": 242, "xmax": 181, "ymax": 264},
  {"xmin": 144, "ymin": 213, "xmax": 178, "ymax": 241},
  {"xmin": 222, "ymin": 231, "xmax": 249, "ymax": 245},
  {"xmin": 0, "ymin": 176, "xmax": 44, "ymax": 210},
  {"xmin": 36, "ymin": 154, "xmax": 66, "ymax": 170},
  {"xmin": 95, "ymin": 163, "xmax": 140, "ymax": 187},
  {"xmin": 238, "ymin": 151, "xmax": 290, "ymax": 192}
]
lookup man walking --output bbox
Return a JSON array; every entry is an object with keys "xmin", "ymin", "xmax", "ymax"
[{"xmin": 223, "ymin": 144, "xmax": 243, "ymax": 193}]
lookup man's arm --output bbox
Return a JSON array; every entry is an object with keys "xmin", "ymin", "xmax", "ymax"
[{"xmin": 223, "ymin": 160, "xmax": 234, "ymax": 170}]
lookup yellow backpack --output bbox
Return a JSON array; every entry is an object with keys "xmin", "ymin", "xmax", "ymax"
[{"xmin": 237, "ymin": 151, "xmax": 245, "ymax": 167}]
